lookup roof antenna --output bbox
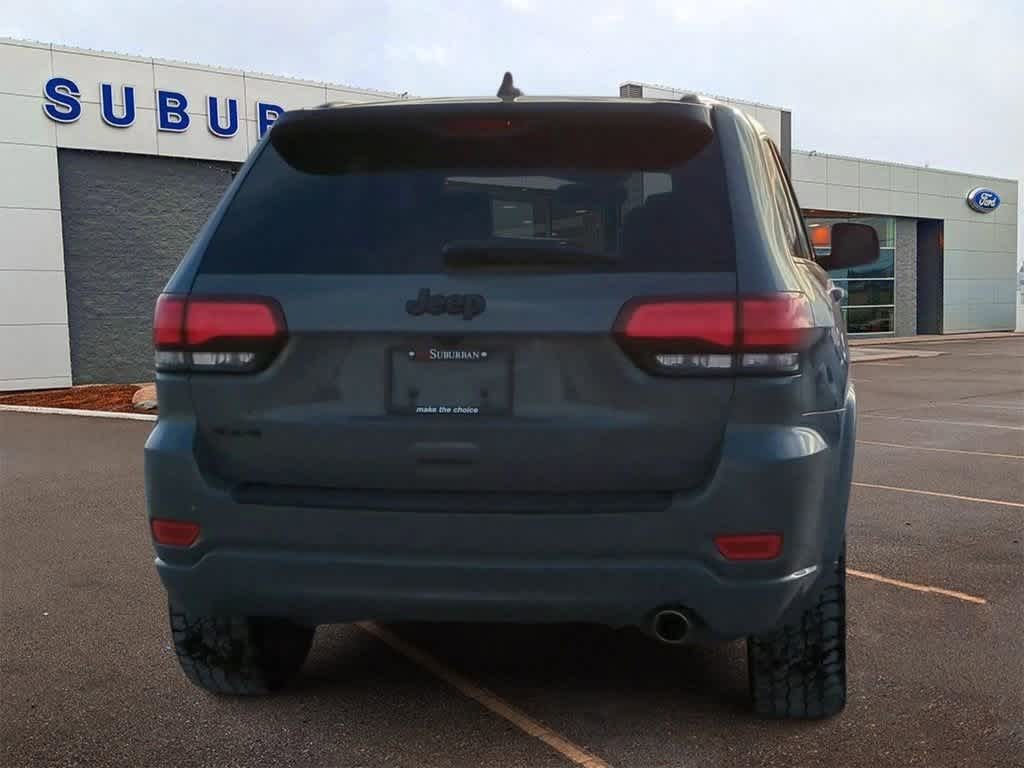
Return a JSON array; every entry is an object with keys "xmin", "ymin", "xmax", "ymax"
[{"xmin": 497, "ymin": 72, "xmax": 522, "ymax": 101}]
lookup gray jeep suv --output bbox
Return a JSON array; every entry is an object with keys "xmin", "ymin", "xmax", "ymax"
[{"xmin": 145, "ymin": 93, "xmax": 876, "ymax": 718}]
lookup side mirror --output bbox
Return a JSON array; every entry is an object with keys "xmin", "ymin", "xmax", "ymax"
[{"xmin": 816, "ymin": 222, "xmax": 879, "ymax": 271}]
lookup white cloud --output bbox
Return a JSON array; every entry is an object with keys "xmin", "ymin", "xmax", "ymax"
[
  {"xmin": 410, "ymin": 45, "xmax": 451, "ymax": 67},
  {"xmin": 653, "ymin": 0, "xmax": 761, "ymax": 24},
  {"xmin": 591, "ymin": 8, "xmax": 625, "ymax": 26},
  {"xmin": 500, "ymin": 0, "xmax": 534, "ymax": 11}
]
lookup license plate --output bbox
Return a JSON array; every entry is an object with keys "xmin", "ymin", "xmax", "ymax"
[{"xmin": 390, "ymin": 346, "xmax": 511, "ymax": 415}]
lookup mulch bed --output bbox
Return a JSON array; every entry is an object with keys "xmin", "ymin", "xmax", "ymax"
[{"xmin": 0, "ymin": 384, "xmax": 144, "ymax": 413}]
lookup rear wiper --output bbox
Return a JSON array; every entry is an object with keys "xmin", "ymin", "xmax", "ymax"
[{"xmin": 442, "ymin": 239, "xmax": 619, "ymax": 270}]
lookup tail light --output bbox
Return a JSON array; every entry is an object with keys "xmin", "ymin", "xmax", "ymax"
[
  {"xmin": 153, "ymin": 294, "xmax": 286, "ymax": 373},
  {"xmin": 614, "ymin": 293, "xmax": 815, "ymax": 375}
]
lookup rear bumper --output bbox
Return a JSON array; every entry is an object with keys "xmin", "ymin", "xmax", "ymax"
[
  {"xmin": 146, "ymin": 398, "xmax": 855, "ymax": 639},
  {"xmin": 156, "ymin": 549, "xmax": 823, "ymax": 639}
]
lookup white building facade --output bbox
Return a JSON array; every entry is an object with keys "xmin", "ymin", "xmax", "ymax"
[
  {"xmin": 0, "ymin": 38, "xmax": 397, "ymax": 391},
  {"xmin": 0, "ymin": 40, "xmax": 1019, "ymax": 391}
]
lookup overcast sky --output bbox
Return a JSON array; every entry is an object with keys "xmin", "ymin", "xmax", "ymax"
[{"xmin": 4, "ymin": 0, "xmax": 1021, "ymax": 260}]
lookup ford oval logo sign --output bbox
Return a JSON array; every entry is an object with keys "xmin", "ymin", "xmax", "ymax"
[{"xmin": 966, "ymin": 187, "xmax": 1001, "ymax": 213}]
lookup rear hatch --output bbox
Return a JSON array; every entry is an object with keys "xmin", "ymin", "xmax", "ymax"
[{"xmin": 172, "ymin": 100, "xmax": 742, "ymax": 496}]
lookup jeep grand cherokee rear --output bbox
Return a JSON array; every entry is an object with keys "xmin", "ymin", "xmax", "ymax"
[{"xmin": 145, "ymin": 95, "xmax": 863, "ymax": 718}]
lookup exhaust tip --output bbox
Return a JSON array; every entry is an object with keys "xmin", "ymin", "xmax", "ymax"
[{"xmin": 652, "ymin": 609, "xmax": 690, "ymax": 645}]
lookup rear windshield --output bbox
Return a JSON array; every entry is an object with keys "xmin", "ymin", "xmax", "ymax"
[{"xmin": 200, "ymin": 110, "xmax": 735, "ymax": 274}]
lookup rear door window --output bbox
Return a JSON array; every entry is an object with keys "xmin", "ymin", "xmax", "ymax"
[{"xmin": 199, "ymin": 110, "xmax": 736, "ymax": 275}]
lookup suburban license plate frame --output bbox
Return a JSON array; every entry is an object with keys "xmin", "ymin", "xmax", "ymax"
[{"xmin": 389, "ymin": 346, "xmax": 513, "ymax": 415}]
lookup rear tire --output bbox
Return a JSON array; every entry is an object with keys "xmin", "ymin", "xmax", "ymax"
[
  {"xmin": 168, "ymin": 601, "xmax": 314, "ymax": 695},
  {"xmin": 746, "ymin": 546, "xmax": 847, "ymax": 719}
]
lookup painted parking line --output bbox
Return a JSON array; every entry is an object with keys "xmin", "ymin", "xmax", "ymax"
[
  {"xmin": 941, "ymin": 402, "xmax": 1024, "ymax": 412},
  {"xmin": 857, "ymin": 440, "xmax": 1023, "ymax": 461},
  {"xmin": 961, "ymin": 352, "xmax": 1024, "ymax": 357},
  {"xmin": 847, "ymin": 569, "xmax": 988, "ymax": 605},
  {"xmin": 859, "ymin": 414, "xmax": 1024, "ymax": 432},
  {"xmin": 358, "ymin": 621, "xmax": 612, "ymax": 768},
  {"xmin": 852, "ymin": 481, "xmax": 1024, "ymax": 509}
]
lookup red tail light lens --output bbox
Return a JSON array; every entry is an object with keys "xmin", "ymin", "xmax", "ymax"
[
  {"xmin": 740, "ymin": 294, "xmax": 815, "ymax": 351},
  {"xmin": 715, "ymin": 533, "xmax": 783, "ymax": 561},
  {"xmin": 614, "ymin": 294, "xmax": 815, "ymax": 375},
  {"xmin": 151, "ymin": 518, "xmax": 201, "ymax": 547},
  {"xmin": 185, "ymin": 299, "xmax": 285, "ymax": 347},
  {"xmin": 153, "ymin": 294, "xmax": 186, "ymax": 348},
  {"xmin": 615, "ymin": 299, "xmax": 736, "ymax": 348},
  {"xmin": 153, "ymin": 295, "xmax": 286, "ymax": 373}
]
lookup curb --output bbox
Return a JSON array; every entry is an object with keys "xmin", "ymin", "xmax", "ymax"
[
  {"xmin": 851, "ymin": 350, "xmax": 945, "ymax": 364},
  {"xmin": 849, "ymin": 332, "xmax": 1021, "ymax": 346},
  {"xmin": 0, "ymin": 404, "xmax": 157, "ymax": 421},
  {"xmin": 852, "ymin": 353, "xmax": 933, "ymax": 363}
]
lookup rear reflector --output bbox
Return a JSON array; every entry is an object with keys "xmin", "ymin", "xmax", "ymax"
[
  {"xmin": 715, "ymin": 533, "xmax": 782, "ymax": 561},
  {"xmin": 153, "ymin": 295, "xmax": 286, "ymax": 373},
  {"xmin": 151, "ymin": 519, "xmax": 200, "ymax": 547},
  {"xmin": 614, "ymin": 293, "xmax": 815, "ymax": 375}
]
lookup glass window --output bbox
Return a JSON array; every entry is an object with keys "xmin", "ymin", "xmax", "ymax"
[
  {"xmin": 839, "ymin": 279, "xmax": 895, "ymax": 308},
  {"xmin": 808, "ymin": 217, "xmax": 894, "ymax": 278},
  {"xmin": 807, "ymin": 214, "xmax": 896, "ymax": 335},
  {"xmin": 844, "ymin": 306, "xmax": 894, "ymax": 334},
  {"xmin": 201, "ymin": 116, "xmax": 736, "ymax": 275}
]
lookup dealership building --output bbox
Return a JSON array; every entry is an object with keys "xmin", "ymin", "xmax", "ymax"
[{"xmin": 0, "ymin": 38, "xmax": 1019, "ymax": 391}]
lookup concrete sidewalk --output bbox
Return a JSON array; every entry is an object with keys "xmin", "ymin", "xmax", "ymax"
[
  {"xmin": 849, "ymin": 331, "xmax": 1020, "ymax": 346},
  {"xmin": 849, "ymin": 331, "xmax": 1021, "ymax": 362}
]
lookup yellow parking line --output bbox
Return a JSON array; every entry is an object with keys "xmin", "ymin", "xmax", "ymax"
[
  {"xmin": 852, "ymin": 481, "xmax": 1024, "ymax": 509},
  {"xmin": 848, "ymin": 569, "xmax": 987, "ymax": 604},
  {"xmin": 857, "ymin": 440, "xmax": 1023, "ymax": 461},
  {"xmin": 860, "ymin": 414, "xmax": 1024, "ymax": 431},
  {"xmin": 358, "ymin": 622, "xmax": 612, "ymax": 768}
]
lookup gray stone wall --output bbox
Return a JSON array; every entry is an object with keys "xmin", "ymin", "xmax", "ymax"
[
  {"xmin": 58, "ymin": 150, "xmax": 239, "ymax": 384},
  {"xmin": 894, "ymin": 218, "xmax": 918, "ymax": 336}
]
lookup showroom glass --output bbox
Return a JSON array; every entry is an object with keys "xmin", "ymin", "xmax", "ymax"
[
  {"xmin": 200, "ymin": 127, "xmax": 735, "ymax": 274},
  {"xmin": 808, "ymin": 216, "xmax": 895, "ymax": 335}
]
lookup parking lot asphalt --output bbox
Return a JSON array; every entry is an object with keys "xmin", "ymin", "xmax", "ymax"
[{"xmin": 1, "ymin": 337, "xmax": 1022, "ymax": 768}]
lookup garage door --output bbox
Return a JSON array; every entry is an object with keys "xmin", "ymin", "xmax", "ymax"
[{"xmin": 58, "ymin": 149, "xmax": 239, "ymax": 384}]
